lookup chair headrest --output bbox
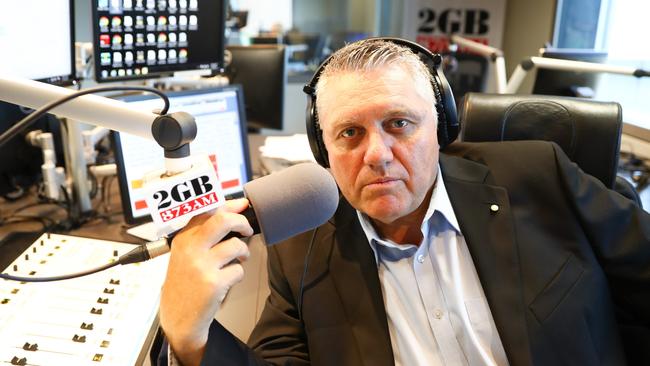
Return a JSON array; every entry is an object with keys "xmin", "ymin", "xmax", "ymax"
[{"xmin": 459, "ymin": 93, "xmax": 622, "ymax": 188}]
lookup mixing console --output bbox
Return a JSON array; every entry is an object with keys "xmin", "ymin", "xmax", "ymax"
[{"xmin": 0, "ymin": 233, "xmax": 168, "ymax": 365}]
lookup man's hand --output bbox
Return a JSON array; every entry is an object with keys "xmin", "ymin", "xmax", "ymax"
[{"xmin": 159, "ymin": 198, "xmax": 254, "ymax": 366}]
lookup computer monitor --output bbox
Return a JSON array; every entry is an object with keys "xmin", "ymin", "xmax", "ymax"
[
  {"xmin": 225, "ymin": 45, "xmax": 287, "ymax": 130},
  {"xmin": 0, "ymin": 102, "xmax": 63, "ymax": 199},
  {"xmin": 532, "ymin": 48, "xmax": 608, "ymax": 97},
  {"xmin": 92, "ymin": 0, "xmax": 226, "ymax": 82},
  {"xmin": 113, "ymin": 85, "xmax": 252, "ymax": 225},
  {"xmin": 0, "ymin": 0, "xmax": 75, "ymax": 85}
]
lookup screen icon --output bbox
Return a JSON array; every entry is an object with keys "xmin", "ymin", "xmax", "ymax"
[
  {"xmin": 112, "ymin": 16, "xmax": 122, "ymax": 28},
  {"xmin": 113, "ymin": 52, "xmax": 123, "ymax": 64},
  {"xmin": 100, "ymin": 52, "xmax": 111, "ymax": 65},
  {"xmin": 99, "ymin": 16, "xmax": 110, "ymax": 28},
  {"xmin": 112, "ymin": 34, "xmax": 123, "ymax": 46},
  {"xmin": 99, "ymin": 34, "xmax": 111, "ymax": 47}
]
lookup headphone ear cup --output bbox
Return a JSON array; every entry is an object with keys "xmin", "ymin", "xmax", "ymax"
[
  {"xmin": 305, "ymin": 95, "xmax": 329, "ymax": 167},
  {"xmin": 431, "ymin": 65, "xmax": 459, "ymax": 149}
]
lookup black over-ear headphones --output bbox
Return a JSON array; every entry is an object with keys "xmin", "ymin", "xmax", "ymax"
[{"xmin": 302, "ymin": 37, "xmax": 459, "ymax": 168}]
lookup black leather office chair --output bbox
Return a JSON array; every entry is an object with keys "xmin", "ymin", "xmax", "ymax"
[{"xmin": 458, "ymin": 93, "xmax": 642, "ymax": 207}]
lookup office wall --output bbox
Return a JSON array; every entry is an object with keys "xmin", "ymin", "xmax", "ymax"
[
  {"xmin": 74, "ymin": 0, "xmax": 92, "ymax": 42},
  {"xmin": 348, "ymin": 0, "xmax": 379, "ymax": 34},
  {"xmin": 501, "ymin": 0, "xmax": 557, "ymax": 93},
  {"xmin": 292, "ymin": 0, "xmax": 348, "ymax": 34}
]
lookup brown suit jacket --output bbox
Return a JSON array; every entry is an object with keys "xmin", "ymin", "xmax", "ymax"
[{"xmin": 196, "ymin": 141, "xmax": 650, "ymax": 366}]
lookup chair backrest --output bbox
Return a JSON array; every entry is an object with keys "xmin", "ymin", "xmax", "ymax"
[{"xmin": 458, "ymin": 93, "xmax": 622, "ymax": 189}]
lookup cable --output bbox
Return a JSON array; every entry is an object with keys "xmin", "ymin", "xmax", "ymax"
[
  {"xmin": 0, "ymin": 260, "xmax": 120, "ymax": 282},
  {"xmin": 0, "ymin": 85, "xmax": 170, "ymax": 148},
  {"xmin": 0, "ymin": 237, "xmax": 167, "ymax": 282},
  {"xmin": 297, "ymin": 226, "xmax": 320, "ymax": 320}
]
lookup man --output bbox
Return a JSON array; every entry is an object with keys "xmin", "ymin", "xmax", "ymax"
[{"xmin": 159, "ymin": 39, "xmax": 650, "ymax": 365}]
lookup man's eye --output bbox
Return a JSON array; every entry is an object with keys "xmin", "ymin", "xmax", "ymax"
[
  {"xmin": 390, "ymin": 119, "xmax": 409, "ymax": 128},
  {"xmin": 340, "ymin": 128, "xmax": 357, "ymax": 138}
]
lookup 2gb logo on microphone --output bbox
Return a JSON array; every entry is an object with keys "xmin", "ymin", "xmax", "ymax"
[
  {"xmin": 144, "ymin": 155, "xmax": 224, "ymax": 236},
  {"xmin": 153, "ymin": 175, "xmax": 219, "ymax": 222}
]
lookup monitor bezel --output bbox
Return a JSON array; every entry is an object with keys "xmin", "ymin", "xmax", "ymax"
[
  {"xmin": 112, "ymin": 85, "xmax": 252, "ymax": 225},
  {"xmin": 91, "ymin": 0, "xmax": 226, "ymax": 83},
  {"xmin": 27, "ymin": 0, "xmax": 76, "ymax": 86}
]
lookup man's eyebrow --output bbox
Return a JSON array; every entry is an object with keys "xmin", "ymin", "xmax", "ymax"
[
  {"xmin": 381, "ymin": 108, "xmax": 426, "ymax": 120},
  {"xmin": 328, "ymin": 107, "xmax": 426, "ymax": 128}
]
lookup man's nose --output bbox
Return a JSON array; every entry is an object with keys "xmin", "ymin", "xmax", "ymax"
[{"xmin": 363, "ymin": 131, "xmax": 393, "ymax": 167}]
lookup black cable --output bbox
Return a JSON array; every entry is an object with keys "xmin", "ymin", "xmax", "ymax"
[
  {"xmin": 0, "ymin": 85, "xmax": 170, "ymax": 148},
  {"xmin": 0, "ymin": 240, "xmax": 158, "ymax": 282},
  {"xmin": 0, "ymin": 260, "xmax": 120, "ymax": 282},
  {"xmin": 297, "ymin": 226, "xmax": 319, "ymax": 321}
]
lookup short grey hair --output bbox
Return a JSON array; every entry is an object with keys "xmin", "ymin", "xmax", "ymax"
[{"xmin": 315, "ymin": 39, "xmax": 436, "ymax": 112}]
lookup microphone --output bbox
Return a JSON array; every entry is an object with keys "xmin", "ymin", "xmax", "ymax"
[
  {"xmin": 124, "ymin": 163, "xmax": 340, "ymax": 263},
  {"xmin": 240, "ymin": 162, "xmax": 339, "ymax": 244}
]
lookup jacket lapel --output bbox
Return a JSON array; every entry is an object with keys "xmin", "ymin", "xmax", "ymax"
[
  {"xmin": 328, "ymin": 199, "xmax": 395, "ymax": 366},
  {"xmin": 440, "ymin": 154, "xmax": 532, "ymax": 366}
]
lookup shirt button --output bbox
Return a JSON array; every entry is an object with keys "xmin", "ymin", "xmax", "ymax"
[
  {"xmin": 435, "ymin": 310, "xmax": 443, "ymax": 319},
  {"xmin": 416, "ymin": 254, "xmax": 425, "ymax": 263}
]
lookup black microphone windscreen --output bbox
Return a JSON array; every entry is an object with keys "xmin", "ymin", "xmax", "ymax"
[{"xmin": 243, "ymin": 163, "xmax": 339, "ymax": 245}]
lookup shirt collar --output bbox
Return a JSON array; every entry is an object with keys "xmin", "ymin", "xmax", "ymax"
[{"xmin": 357, "ymin": 165, "xmax": 461, "ymax": 262}]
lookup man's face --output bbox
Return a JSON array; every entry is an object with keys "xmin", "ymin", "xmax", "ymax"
[{"xmin": 318, "ymin": 65, "xmax": 440, "ymax": 225}]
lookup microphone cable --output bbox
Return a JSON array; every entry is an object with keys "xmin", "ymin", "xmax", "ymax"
[{"xmin": 0, "ymin": 237, "xmax": 171, "ymax": 283}]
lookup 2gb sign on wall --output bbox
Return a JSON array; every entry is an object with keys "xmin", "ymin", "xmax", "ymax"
[{"xmin": 402, "ymin": 0, "xmax": 506, "ymax": 53}]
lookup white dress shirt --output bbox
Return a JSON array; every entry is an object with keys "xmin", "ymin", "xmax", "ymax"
[{"xmin": 357, "ymin": 166, "xmax": 509, "ymax": 366}]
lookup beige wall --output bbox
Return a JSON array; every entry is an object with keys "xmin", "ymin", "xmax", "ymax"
[
  {"xmin": 502, "ymin": 0, "xmax": 558, "ymax": 93},
  {"xmin": 348, "ymin": 0, "xmax": 379, "ymax": 34}
]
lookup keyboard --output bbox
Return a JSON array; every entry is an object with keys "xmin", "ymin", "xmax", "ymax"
[{"xmin": 0, "ymin": 233, "xmax": 168, "ymax": 365}]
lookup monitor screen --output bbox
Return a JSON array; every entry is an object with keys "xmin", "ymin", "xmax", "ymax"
[
  {"xmin": 225, "ymin": 45, "xmax": 287, "ymax": 130},
  {"xmin": 532, "ymin": 48, "xmax": 608, "ymax": 97},
  {"xmin": 92, "ymin": 0, "xmax": 226, "ymax": 82},
  {"xmin": 0, "ymin": 0, "xmax": 75, "ymax": 85},
  {"xmin": 113, "ymin": 85, "xmax": 252, "ymax": 224}
]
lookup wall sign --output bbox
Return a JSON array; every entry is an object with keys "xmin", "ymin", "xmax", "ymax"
[{"xmin": 402, "ymin": 0, "xmax": 506, "ymax": 53}]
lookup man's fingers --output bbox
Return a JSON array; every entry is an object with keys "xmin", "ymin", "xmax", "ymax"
[
  {"xmin": 220, "ymin": 198, "xmax": 250, "ymax": 214},
  {"xmin": 195, "ymin": 203, "xmax": 254, "ymax": 246},
  {"xmin": 210, "ymin": 238, "xmax": 249, "ymax": 268}
]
